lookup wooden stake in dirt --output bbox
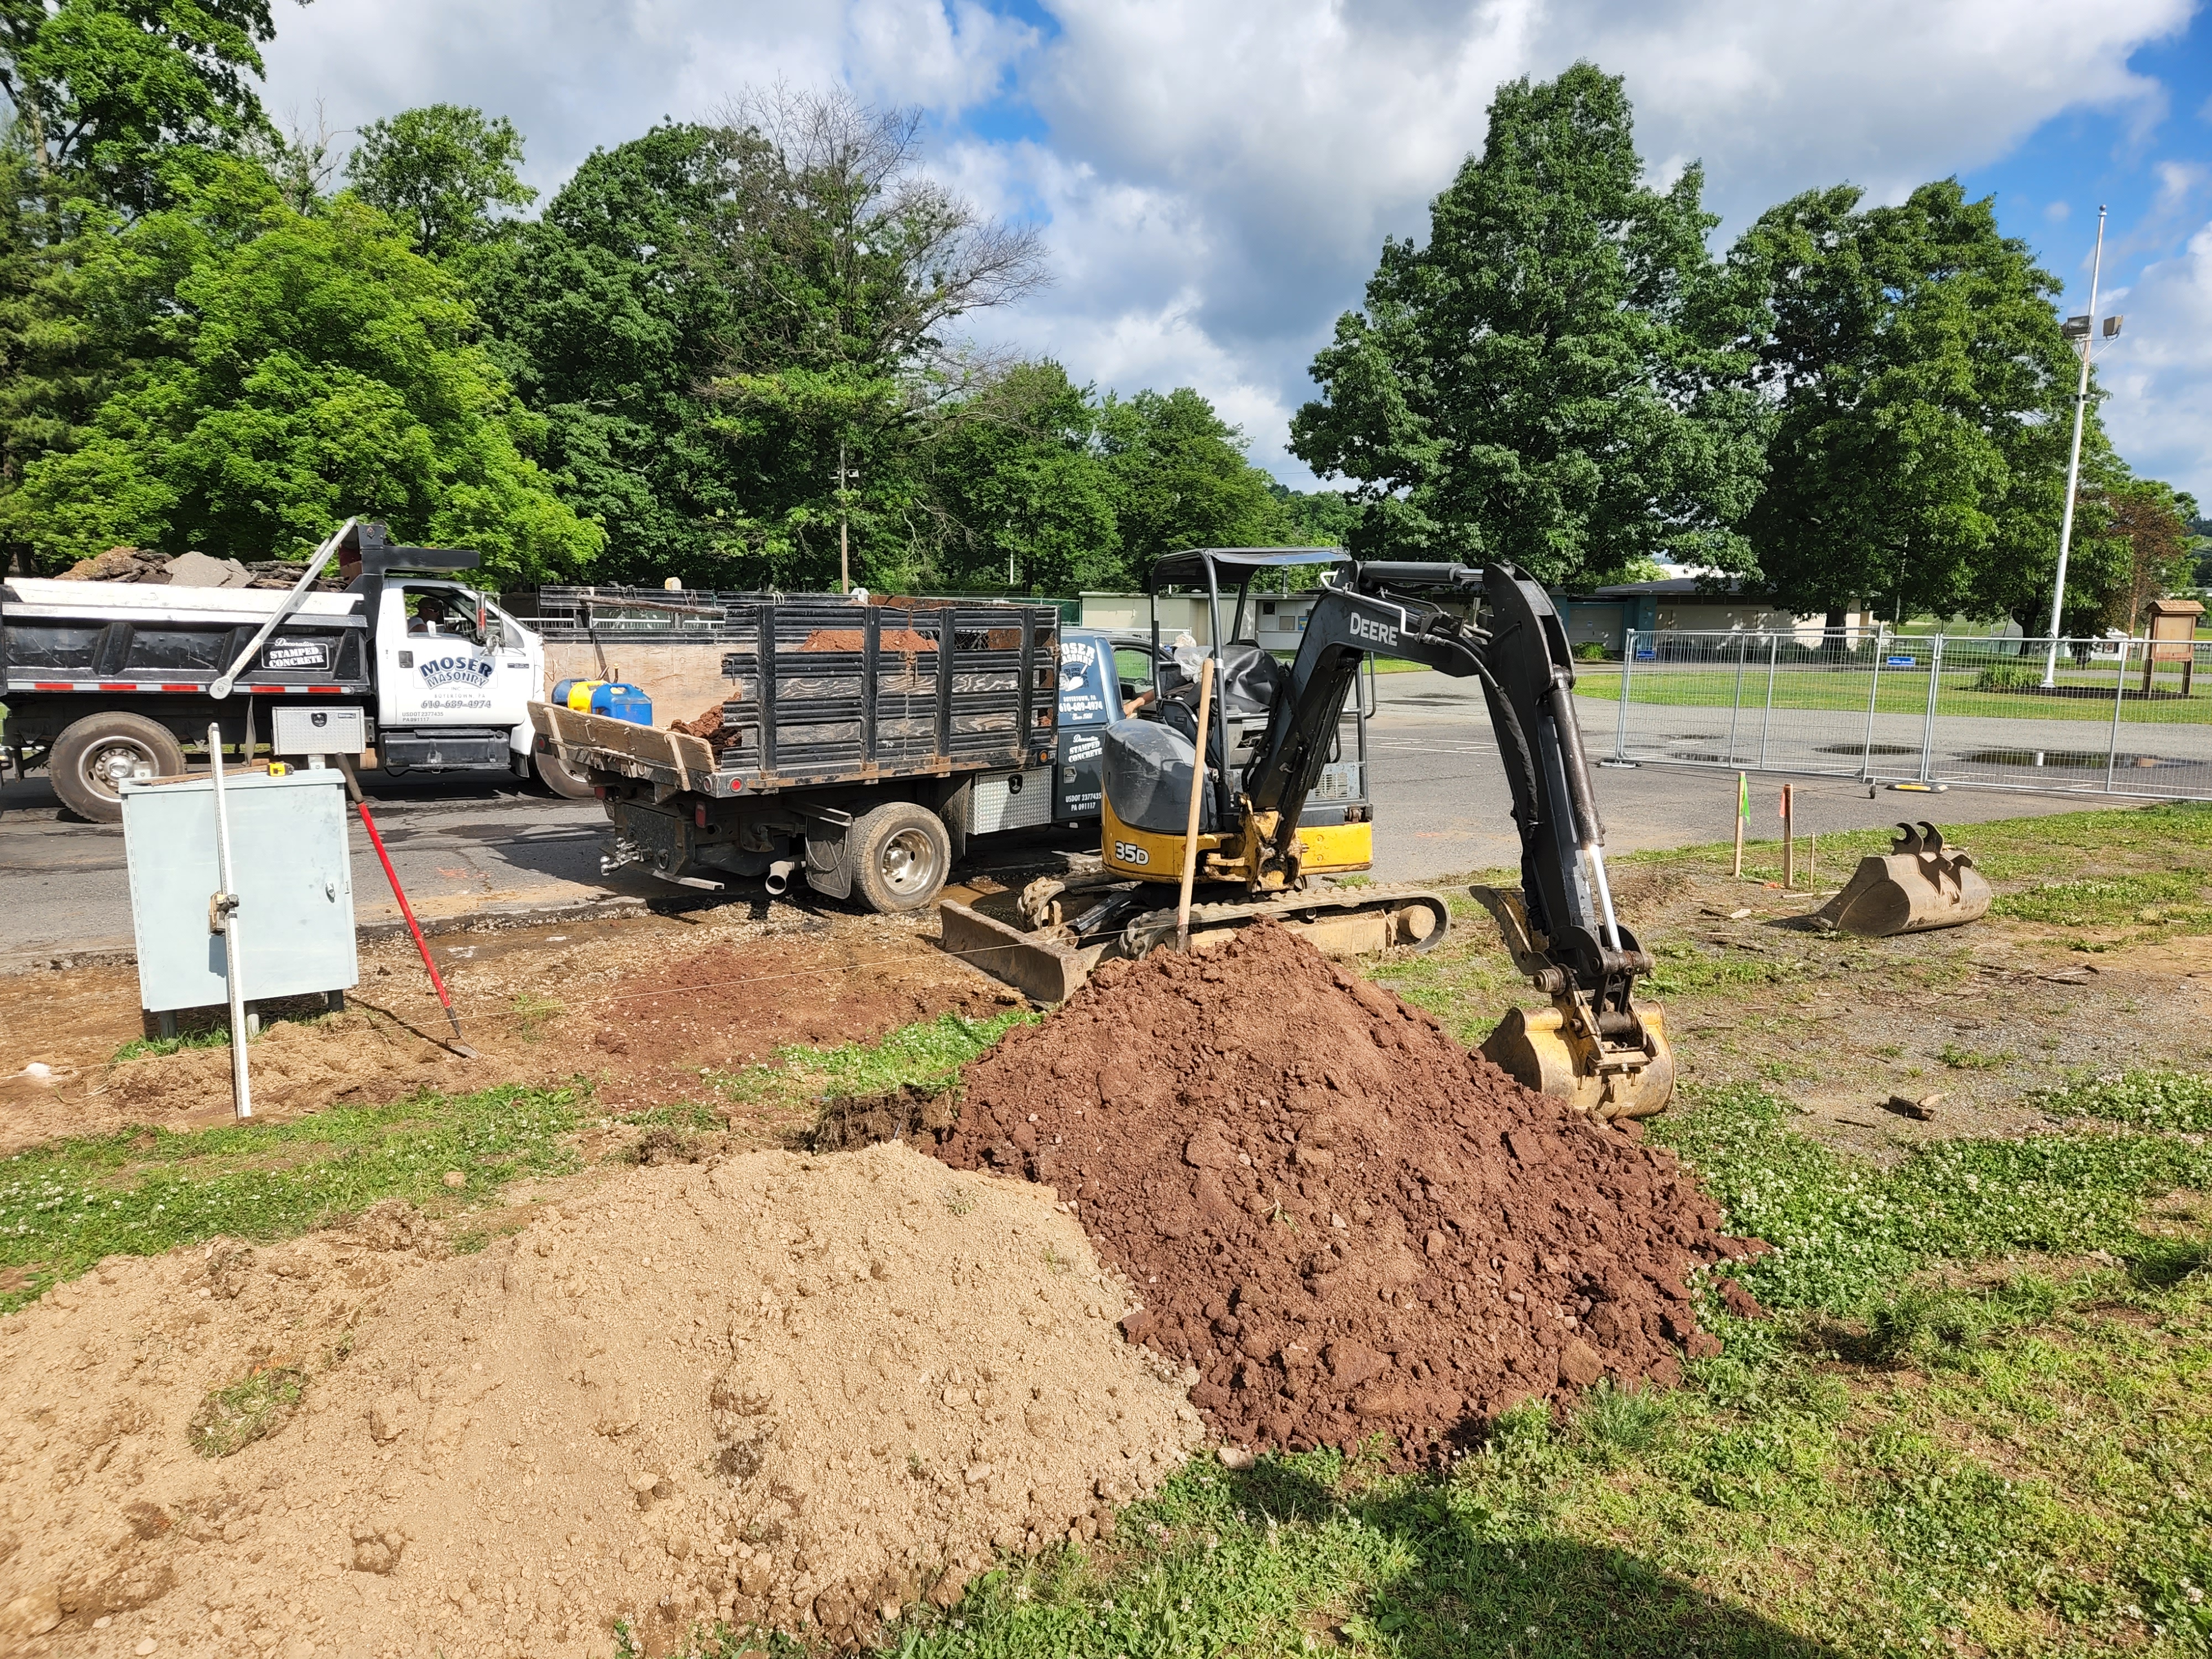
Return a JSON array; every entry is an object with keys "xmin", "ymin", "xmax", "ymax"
[
  {"xmin": 1781, "ymin": 783, "xmax": 1796, "ymax": 891},
  {"xmin": 1733, "ymin": 770, "xmax": 1747, "ymax": 877},
  {"xmin": 1176, "ymin": 656, "xmax": 1216, "ymax": 953}
]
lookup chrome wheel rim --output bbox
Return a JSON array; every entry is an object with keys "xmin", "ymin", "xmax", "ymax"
[
  {"xmin": 82, "ymin": 738, "xmax": 159, "ymax": 801},
  {"xmin": 880, "ymin": 826, "xmax": 942, "ymax": 896}
]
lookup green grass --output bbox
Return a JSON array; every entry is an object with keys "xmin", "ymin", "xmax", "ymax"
[
  {"xmin": 2036, "ymin": 1070, "xmax": 2212, "ymax": 1133},
  {"xmin": 1992, "ymin": 872, "xmax": 2212, "ymax": 928},
  {"xmin": 0, "ymin": 1083, "xmax": 582, "ymax": 1312},
  {"xmin": 1656, "ymin": 1082, "xmax": 2212, "ymax": 1318},
  {"xmin": 709, "ymin": 1009, "xmax": 1037, "ymax": 1107},
  {"xmin": 1575, "ymin": 659, "xmax": 2210, "ymax": 726},
  {"xmin": 111, "ymin": 1026, "xmax": 232, "ymax": 1063},
  {"xmin": 189, "ymin": 1363, "xmax": 307, "ymax": 1457}
]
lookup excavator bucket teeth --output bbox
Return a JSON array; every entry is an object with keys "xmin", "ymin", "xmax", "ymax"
[
  {"xmin": 1480, "ymin": 1000, "xmax": 1674, "ymax": 1120},
  {"xmin": 1813, "ymin": 824, "xmax": 1993, "ymax": 937}
]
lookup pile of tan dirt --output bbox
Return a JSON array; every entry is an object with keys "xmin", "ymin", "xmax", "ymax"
[
  {"xmin": 0, "ymin": 1144, "xmax": 1196, "ymax": 1657},
  {"xmin": 931, "ymin": 924, "xmax": 1763, "ymax": 1461}
]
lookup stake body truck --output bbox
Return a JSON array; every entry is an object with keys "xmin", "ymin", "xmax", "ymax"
[{"xmin": 526, "ymin": 590, "xmax": 1119, "ymax": 912}]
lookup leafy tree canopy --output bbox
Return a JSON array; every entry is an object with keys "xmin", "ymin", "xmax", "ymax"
[
  {"xmin": 1, "ymin": 0, "xmax": 289, "ymax": 212},
  {"xmin": 1291, "ymin": 62, "xmax": 1765, "ymax": 587},
  {"xmin": 0, "ymin": 158, "xmax": 601, "ymax": 580},
  {"xmin": 348, "ymin": 103, "xmax": 534, "ymax": 262},
  {"xmin": 1733, "ymin": 179, "xmax": 2085, "ymax": 630}
]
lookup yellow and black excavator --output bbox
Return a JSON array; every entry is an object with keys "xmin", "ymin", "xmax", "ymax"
[{"xmin": 941, "ymin": 547, "xmax": 1674, "ymax": 1119}]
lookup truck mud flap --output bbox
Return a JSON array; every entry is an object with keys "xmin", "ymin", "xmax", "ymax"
[{"xmin": 939, "ymin": 900, "xmax": 1088, "ymax": 1004}]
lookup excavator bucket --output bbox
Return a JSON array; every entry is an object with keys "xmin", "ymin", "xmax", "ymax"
[
  {"xmin": 1814, "ymin": 822, "xmax": 1993, "ymax": 937},
  {"xmin": 1468, "ymin": 886, "xmax": 1674, "ymax": 1120}
]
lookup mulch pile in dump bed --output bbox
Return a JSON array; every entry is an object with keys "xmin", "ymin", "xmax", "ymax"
[{"xmin": 931, "ymin": 922, "xmax": 1765, "ymax": 1460}]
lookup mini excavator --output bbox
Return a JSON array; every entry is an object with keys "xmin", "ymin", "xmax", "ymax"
[{"xmin": 940, "ymin": 549, "xmax": 1674, "ymax": 1120}]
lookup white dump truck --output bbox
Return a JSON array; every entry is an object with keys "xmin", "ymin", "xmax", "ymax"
[{"xmin": 1, "ymin": 522, "xmax": 575, "ymax": 821}]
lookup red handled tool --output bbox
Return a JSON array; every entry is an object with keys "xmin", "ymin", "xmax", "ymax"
[{"xmin": 334, "ymin": 755, "xmax": 476, "ymax": 1057}]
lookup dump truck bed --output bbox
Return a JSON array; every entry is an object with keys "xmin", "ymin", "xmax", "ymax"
[{"xmin": 525, "ymin": 593, "xmax": 1060, "ymax": 796}]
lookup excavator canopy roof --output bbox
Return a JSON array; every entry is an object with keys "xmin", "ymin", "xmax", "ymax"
[{"xmin": 1147, "ymin": 547, "xmax": 1349, "ymax": 593}]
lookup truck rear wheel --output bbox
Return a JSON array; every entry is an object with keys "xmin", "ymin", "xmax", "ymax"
[
  {"xmin": 849, "ymin": 801, "xmax": 952, "ymax": 914},
  {"xmin": 534, "ymin": 749, "xmax": 597, "ymax": 801},
  {"xmin": 51, "ymin": 713, "xmax": 187, "ymax": 823}
]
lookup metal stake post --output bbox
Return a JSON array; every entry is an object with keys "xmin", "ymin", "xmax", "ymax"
[
  {"xmin": 1613, "ymin": 632, "xmax": 1635, "ymax": 762},
  {"xmin": 1917, "ymin": 634, "xmax": 1944, "ymax": 784},
  {"xmin": 207, "ymin": 723, "xmax": 252, "ymax": 1120},
  {"xmin": 1757, "ymin": 634, "xmax": 1779, "ymax": 771},
  {"xmin": 2107, "ymin": 638, "xmax": 2129, "ymax": 792},
  {"xmin": 1860, "ymin": 625, "xmax": 1887, "ymax": 782}
]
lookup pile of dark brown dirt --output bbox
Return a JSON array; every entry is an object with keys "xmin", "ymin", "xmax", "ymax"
[{"xmin": 931, "ymin": 923, "xmax": 1762, "ymax": 1460}]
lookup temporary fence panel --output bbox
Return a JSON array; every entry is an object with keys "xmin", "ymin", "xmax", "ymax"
[{"xmin": 1605, "ymin": 629, "xmax": 2212, "ymax": 802}]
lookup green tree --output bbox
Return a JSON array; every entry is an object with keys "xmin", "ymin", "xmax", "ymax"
[
  {"xmin": 1290, "ymin": 62, "xmax": 1764, "ymax": 586},
  {"xmin": 1733, "ymin": 180, "xmax": 2082, "ymax": 630},
  {"xmin": 0, "ymin": 161, "xmax": 601, "ymax": 581},
  {"xmin": 922, "ymin": 360, "xmax": 1118, "ymax": 594},
  {"xmin": 701, "ymin": 86, "xmax": 1047, "ymax": 589},
  {"xmin": 475, "ymin": 122, "xmax": 758, "ymax": 586},
  {"xmin": 1098, "ymin": 386, "xmax": 1286, "ymax": 576},
  {"xmin": 348, "ymin": 104, "xmax": 534, "ymax": 262},
  {"xmin": 1, "ymin": 0, "xmax": 289, "ymax": 213}
]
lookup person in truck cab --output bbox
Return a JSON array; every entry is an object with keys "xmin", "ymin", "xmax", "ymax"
[{"xmin": 407, "ymin": 592, "xmax": 479, "ymax": 639}]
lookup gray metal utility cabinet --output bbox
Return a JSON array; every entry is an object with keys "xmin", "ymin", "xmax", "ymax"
[{"xmin": 121, "ymin": 768, "xmax": 358, "ymax": 1021}]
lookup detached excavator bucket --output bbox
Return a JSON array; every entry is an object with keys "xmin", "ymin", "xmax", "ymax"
[{"xmin": 1815, "ymin": 821, "xmax": 1993, "ymax": 937}]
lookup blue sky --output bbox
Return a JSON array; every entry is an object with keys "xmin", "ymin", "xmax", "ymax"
[{"xmin": 259, "ymin": 0, "xmax": 2212, "ymax": 502}]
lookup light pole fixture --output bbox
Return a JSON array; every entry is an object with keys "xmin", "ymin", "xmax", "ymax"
[{"xmin": 2043, "ymin": 206, "xmax": 2126, "ymax": 687}]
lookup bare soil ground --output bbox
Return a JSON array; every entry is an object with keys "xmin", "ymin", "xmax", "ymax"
[{"xmin": 0, "ymin": 898, "xmax": 1020, "ymax": 1155}]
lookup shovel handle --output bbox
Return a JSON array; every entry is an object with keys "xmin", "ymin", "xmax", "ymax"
[{"xmin": 334, "ymin": 756, "xmax": 462, "ymax": 1035}]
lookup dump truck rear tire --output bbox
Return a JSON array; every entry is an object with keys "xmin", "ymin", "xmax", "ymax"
[
  {"xmin": 534, "ymin": 749, "xmax": 597, "ymax": 801},
  {"xmin": 51, "ymin": 712, "xmax": 186, "ymax": 823},
  {"xmin": 851, "ymin": 801, "xmax": 951, "ymax": 914}
]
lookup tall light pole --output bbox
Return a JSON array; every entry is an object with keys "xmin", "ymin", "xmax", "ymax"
[{"xmin": 2043, "ymin": 206, "xmax": 2112, "ymax": 686}]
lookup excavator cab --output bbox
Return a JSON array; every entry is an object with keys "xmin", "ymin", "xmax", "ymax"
[{"xmin": 1103, "ymin": 548, "xmax": 1378, "ymax": 890}]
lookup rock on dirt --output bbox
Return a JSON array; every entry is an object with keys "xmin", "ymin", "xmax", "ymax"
[
  {"xmin": 931, "ymin": 922, "xmax": 1765, "ymax": 1463},
  {"xmin": 0, "ymin": 1147, "xmax": 1194, "ymax": 1656}
]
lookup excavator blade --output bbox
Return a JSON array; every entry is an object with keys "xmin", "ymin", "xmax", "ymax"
[
  {"xmin": 1814, "ymin": 821, "xmax": 1994, "ymax": 937},
  {"xmin": 1480, "ymin": 999, "xmax": 1675, "ymax": 1121},
  {"xmin": 940, "ymin": 884, "xmax": 1452, "ymax": 1003},
  {"xmin": 939, "ymin": 899, "xmax": 1093, "ymax": 1004}
]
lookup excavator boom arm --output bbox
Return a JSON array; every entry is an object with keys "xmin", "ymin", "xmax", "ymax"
[{"xmin": 1245, "ymin": 563, "xmax": 1650, "ymax": 1024}]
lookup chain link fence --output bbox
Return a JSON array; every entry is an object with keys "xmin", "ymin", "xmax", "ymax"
[{"xmin": 1597, "ymin": 629, "xmax": 2212, "ymax": 801}]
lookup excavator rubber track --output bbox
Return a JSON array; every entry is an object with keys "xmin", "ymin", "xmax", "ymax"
[{"xmin": 939, "ymin": 881, "xmax": 1451, "ymax": 1005}]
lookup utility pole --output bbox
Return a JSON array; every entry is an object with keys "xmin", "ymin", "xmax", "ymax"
[
  {"xmin": 837, "ymin": 440, "xmax": 851, "ymax": 596},
  {"xmin": 2044, "ymin": 206, "xmax": 2111, "ymax": 687}
]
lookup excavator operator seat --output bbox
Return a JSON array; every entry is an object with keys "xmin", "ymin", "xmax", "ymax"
[
  {"xmin": 1156, "ymin": 643, "xmax": 1286, "ymax": 717},
  {"xmin": 1102, "ymin": 717, "xmax": 1219, "ymax": 834}
]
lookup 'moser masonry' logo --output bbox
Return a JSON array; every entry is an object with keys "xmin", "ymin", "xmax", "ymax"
[{"xmin": 420, "ymin": 654, "xmax": 494, "ymax": 690}]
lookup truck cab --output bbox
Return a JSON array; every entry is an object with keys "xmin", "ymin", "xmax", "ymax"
[{"xmin": 368, "ymin": 579, "xmax": 544, "ymax": 775}]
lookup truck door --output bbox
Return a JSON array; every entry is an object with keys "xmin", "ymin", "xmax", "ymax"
[
  {"xmin": 384, "ymin": 583, "xmax": 500, "ymax": 728},
  {"xmin": 1055, "ymin": 631, "xmax": 1114, "ymax": 823}
]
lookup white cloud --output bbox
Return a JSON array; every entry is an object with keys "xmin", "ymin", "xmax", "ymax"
[
  {"xmin": 2100, "ymin": 220, "xmax": 2212, "ymax": 502},
  {"xmin": 258, "ymin": 0, "xmax": 2201, "ymax": 486}
]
